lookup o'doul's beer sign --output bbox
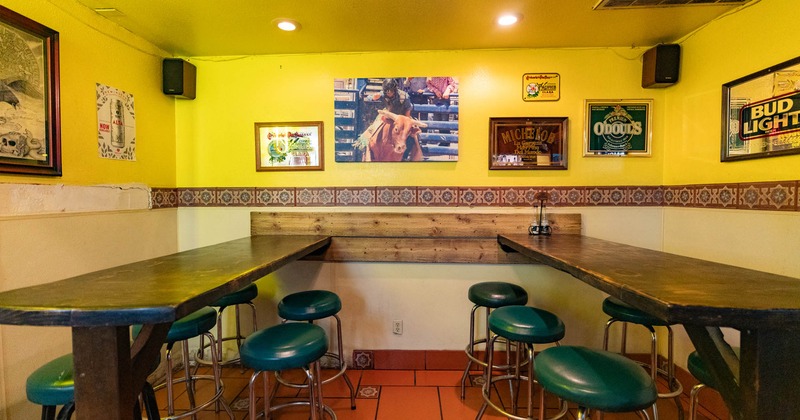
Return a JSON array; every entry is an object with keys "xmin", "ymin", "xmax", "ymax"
[{"xmin": 584, "ymin": 99, "xmax": 652, "ymax": 156}]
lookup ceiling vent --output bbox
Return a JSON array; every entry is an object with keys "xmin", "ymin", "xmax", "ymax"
[{"xmin": 594, "ymin": 0, "xmax": 752, "ymax": 9}]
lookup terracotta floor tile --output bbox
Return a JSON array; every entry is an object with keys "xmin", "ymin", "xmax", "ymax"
[
  {"xmin": 359, "ymin": 369, "xmax": 415, "ymax": 386},
  {"xmin": 415, "ymin": 370, "xmax": 465, "ymax": 387},
  {"xmin": 376, "ymin": 386, "xmax": 440, "ymax": 420},
  {"xmin": 440, "ymin": 385, "xmax": 507, "ymax": 420},
  {"xmin": 326, "ymin": 397, "xmax": 379, "ymax": 420},
  {"xmin": 146, "ymin": 364, "xmax": 717, "ymax": 420}
]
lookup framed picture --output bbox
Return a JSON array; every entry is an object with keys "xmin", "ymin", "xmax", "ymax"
[
  {"xmin": 0, "ymin": 6, "xmax": 61, "ymax": 176},
  {"xmin": 333, "ymin": 77, "xmax": 459, "ymax": 162},
  {"xmin": 489, "ymin": 117, "xmax": 568, "ymax": 170},
  {"xmin": 255, "ymin": 121, "xmax": 324, "ymax": 171},
  {"xmin": 522, "ymin": 73, "xmax": 560, "ymax": 102},
  {"xmin": 584, "ymin": 99, "xmax": 652, "ymax": 157},
  {"xmin": 721, "ymin": 56, "xmax": 800, "ymax": 162}
]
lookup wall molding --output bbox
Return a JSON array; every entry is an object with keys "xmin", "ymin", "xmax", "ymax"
[{"xmin": 151, "ymin": 180, "xmax": 799, "ymax": 212}]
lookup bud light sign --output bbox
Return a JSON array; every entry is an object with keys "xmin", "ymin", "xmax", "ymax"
[
  {"xmin": 738, "ymin": 91, "xmax": 800, "ymax": 141},
  {"xmin": 585, "ymin": 100, "xmax": 652, "ymax": 156}
]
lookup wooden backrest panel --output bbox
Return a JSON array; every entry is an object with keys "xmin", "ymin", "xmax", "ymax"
[
  {"xmin": 251, "ymin": 212, "xmax": 581, "ymax": 237},
  {"xmin": 250, "ymin": 211, "xmax": 581, "ymax": 264}
]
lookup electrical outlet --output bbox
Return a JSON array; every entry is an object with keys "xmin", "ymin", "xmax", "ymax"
[{"xmin": 392, "ymin": 319, "xmax": 403, "ymax": 335}]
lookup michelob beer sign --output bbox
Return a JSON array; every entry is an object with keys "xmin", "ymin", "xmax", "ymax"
[
  {"xmin": 738, "ymin": 91, "xmax": 800, "ymax": 141},
  {"xmin": 585, "ymin": 100, "xmax": 652, "ymax": 156}
]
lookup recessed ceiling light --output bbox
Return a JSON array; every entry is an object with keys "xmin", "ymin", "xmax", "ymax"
[
  {"xmin": 275, "ymin": 19, "xmax": 301, "ymax": 31},
  {"xmin": 94, "ymin": 8, "xmax": 126, "ymax": 17},
  {"xmin": 497, "ymin": 13, "xmax": 522, "ymax": 26}
]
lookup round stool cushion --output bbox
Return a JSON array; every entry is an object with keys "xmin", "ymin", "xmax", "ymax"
[
  {"xmin": 688, "ymin": 347, "xmax": 739, "ymax": 390},
  {"xmin": 602, "ymin": 297, "xmax": 669, "ymax": 327},
  {"xmin": 166, "ymin": 307, "xmax": 218, "ymax": 342},
  {"xmin": 687, "ymin": 351, "xmax": 716, "ymax": 389},
  {"xmin": 278, "ymin": 290, "xmax": 341, "ymax": 321},
  {"xmin": 488, "ymin": 305, "xmax": 565, "ymax": 344},
  {"xmin": 212, "ymin": 284, "xmax": 258, "ymax": 308},
  {"xmin": 240, "ymin": 323, "xmax": 328, "ymax": 371},
  {"xmin": 535, "ymin": 346, "xmax": 658, "ymax": 413},
  {"xmin": 26, "ymin": 354, "xmax": 74, "ymax": 406},
  {"xmin": 468, "ymin": 282, "xmax": 528, "ymax": 308},
  {"xmin": 131, "ymin": 307, "xmax": 217, "ymax": 343}
]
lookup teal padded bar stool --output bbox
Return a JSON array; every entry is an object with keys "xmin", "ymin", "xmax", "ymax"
[
  {"xmin": 688, "ymin": 348, "xmax": 736, "ymax": 420},
  {"xmin": 535, "ymin": 346, "xmax": 659, "ymax": 420},
  {"xmin": 26, "ymin": 353, "xmax": 160, "ymax": 420},
  {"xmin": 134, "ymin": 306, "xmax": 234, "ymax": 419},
  {"xmin": 460, "ymin": 281, "xmax": 529, "ymax": 399},
  {"xmin": 198, "ymin": 283, "xmax": 258, "ymax": 366},
  {"xmin": 476, "ymin": 305, "xmax": 567, "ymax": 420},
  {"xmin": 277, "ymin": 290, "xmax": 356, "ymax": 409},
  {"xmin": 240, "ymin": 322, "xmax": 336, "ymax": 420},
  {"xmin": 602, "ymin": 296, "xmax": 683, "ymax": 418},
  {"xmin": 26, "ymin": 354, "xmax": 75, "ymax": 420}
]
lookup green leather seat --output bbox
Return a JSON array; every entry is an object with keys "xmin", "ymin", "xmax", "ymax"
[
  {"xmin": 240, "ymin": 322, "xmax": 328, "ymax": 371},
  {"xmin": 276, "ymin": 289, "xmax": 356, "ymax": 409},
  {"xmin": 602, "ymin": 296, "xmax": 683, "ymax": 417},
  {"xmin": 26, "ymin": 354, "xmax": 74, "ymax": 408},
  {"xmin": 688, "ymin": 350, "xmax": 717, "ymax": 389},
  {"xmin": 133, "ymin": 306, "xmax": 234, "ymax": 419},
  {"xmin": 468, "ymin": 281, "xmax": 528, "ymax": 308},
  {"xmin": 167, "ymin": 306, "xmax": 218, "ymax": 342},
  {"xmin": 489, "ymin": 305, "xmax": 565, "ymax": 343},
  {"xmin": 240, "ymin": 322, "xmax": 334, "ymax": 420},
  {"xmin": 199, "ymin": 284, "xmax": 259, "ymax": 367},
  {"xmin": 603, "ymin": 297, "xmax": 669, "ymax": 326},
  {"xmin": 687, "ymin": 347, "xmax": 737, "ymax": 420},
  {"xmin": 461, "ymin": 282, "xmax": 530, "ymax": 399},
  {"xmin": 278, "ymin": 290, "xmax": 341, "ymax": 321},
  {"xmin": 535, "ymin": 346, "xmax": 658, "ymax": 413},
  {"xmin": 26, "ymin": 353, "xmax": 160, "ymax": 420},
  {"xmin": 477, "ymin": 305, "xmax": 567, "ymax": 419},
  {"xmin": 212, "ymin": 283, "xmax": 258, "ymax": 308}
]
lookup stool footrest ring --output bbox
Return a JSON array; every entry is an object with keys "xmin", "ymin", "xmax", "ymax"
[{"xmin": 153, "ymin": 375, "xmax": 228, "ymax": 420}]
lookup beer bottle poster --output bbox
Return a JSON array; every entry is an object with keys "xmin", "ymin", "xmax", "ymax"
[
  {"xmin": 584, "ymin": 99, "xmax": 652, "ymax": 156},
  {"xmin": 96, "ymin": 83, "xmax": 136, "ymax": 161}
]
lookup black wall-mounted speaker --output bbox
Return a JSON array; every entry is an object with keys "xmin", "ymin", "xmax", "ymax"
[
  {"xmin": 642, "ymin": 44, "xmax": 680, "ymax": 88},
  {"xmin": 162, "ymin": 58, "xmax": 196, "ymax": 99}
]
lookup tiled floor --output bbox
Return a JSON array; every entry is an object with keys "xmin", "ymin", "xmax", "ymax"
[{"xmin": 148, "ymin": 364, "xmax": 719, "ymax": 419}]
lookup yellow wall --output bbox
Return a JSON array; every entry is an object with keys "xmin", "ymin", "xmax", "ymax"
[
  {"xmin": 0, "ymin": 0, "xmax": 177, "ymax": 186},
  {"xmin": 177, "ymin": 48, "xmax": 666, "ymax": 187},
  {"xmin": 0, "ymin": 2, "xmax": 181, "ymax": 417},
  {"xmin": 663, "ymin": 0, "xmax": 800, "ymax": 184},
  {"xmin": 177, "ymin": 0, "xmax": 798, "ymax": 189}
]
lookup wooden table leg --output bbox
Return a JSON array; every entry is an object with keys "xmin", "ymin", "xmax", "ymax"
[
  {"xmin": 686, "ymin": 325, "xmax": 800, "ymax": 420},
  {"xmin": 739, "ymin": 327, "xmax": 800, "ymax": 420},
  {"xmin": 73, "ymin": 326, "xmax": 135, "ymax": 420},
  {"xmin": 72, "ymin": 324, "xmax": 169, "ymax": 419}
]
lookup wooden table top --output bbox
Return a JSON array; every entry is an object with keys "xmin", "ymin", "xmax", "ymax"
[
  {"xmin": 498, "ymin": 234, "xmax": 800, "ymax": 330},
  {"xmin": 0, "ymin": 235, "xmax": 330, "ymax": 327}
]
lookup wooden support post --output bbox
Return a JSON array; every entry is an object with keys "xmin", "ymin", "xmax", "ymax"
[
  {"xmin": 73, "ymin": 326, "xmax": 135, "ymax": 420},
  {"xmin": 739, "ymin": 328, "xmax": 800, "ymax": 420}
]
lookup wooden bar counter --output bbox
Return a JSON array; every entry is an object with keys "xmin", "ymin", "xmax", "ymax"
[
  {"xmin": 498, "ymin": 233, "xmax": 800, "ymax": 420},
  {"xmin": 0, "ymin": 235, "xmax": 330, "ymax": 420}
]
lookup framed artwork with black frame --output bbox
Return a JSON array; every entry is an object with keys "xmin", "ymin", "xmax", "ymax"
[
  {"xmin": 489, "ymin": 117, "xmax": 568, "ymax": 170},
  {"xmin": 0, "ymin": 5, "xmax": 61, "ymax": 176},
  {"xmin": 721, "ymin": 56, "xmax": 800, "ymax": 162}
]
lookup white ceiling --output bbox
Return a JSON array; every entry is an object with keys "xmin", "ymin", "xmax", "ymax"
[{"xmin": 73, "ymin": 0, "xmax": 751, "ymax": 57}]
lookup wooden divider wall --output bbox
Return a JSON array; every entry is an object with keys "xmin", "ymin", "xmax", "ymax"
[{"xmin": 251, "ymin": 212, "xmax": 581, "ymax": 264}]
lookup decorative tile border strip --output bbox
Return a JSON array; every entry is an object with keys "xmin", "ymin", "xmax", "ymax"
[{"xmin": 150, "ymin": 181, "xmax": 799, "ymax": 212}]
